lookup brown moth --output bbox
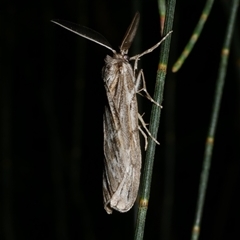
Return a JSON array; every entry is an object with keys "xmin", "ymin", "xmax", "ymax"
[{"xmin": 51, "ymin": 12, "xmax": 171, "ymax": 214}]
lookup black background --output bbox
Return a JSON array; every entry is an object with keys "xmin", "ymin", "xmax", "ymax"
[{"xmin": 0, "ymin": 0, "xmax": 239, "ymax": 239}]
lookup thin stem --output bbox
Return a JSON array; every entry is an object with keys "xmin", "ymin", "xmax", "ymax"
[
  {"xmin": 191, "ymin": 1, "xmax": 239, "ymax": 240},
  {"xmin": 134, "ymin": 1, "xmax": 176, "ymax": 239},
  {"xmin": 158, "ymin": 0, "xmax": 167, "ymax": 35},
  {"xmin": 172, "ymin": 0, "xmax": 215, "ymax": 72}
]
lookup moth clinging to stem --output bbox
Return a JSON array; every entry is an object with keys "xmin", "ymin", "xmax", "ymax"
[{"xmin": 51, "ymin": 12, "xmax": 172, "ymax": 214}]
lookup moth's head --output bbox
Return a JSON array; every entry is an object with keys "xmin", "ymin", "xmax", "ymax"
[{"xmin": 114, "ymin": 51, "xmax": 130, "ymax": 62}]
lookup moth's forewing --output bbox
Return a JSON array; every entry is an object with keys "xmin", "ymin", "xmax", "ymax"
[{"xmin": 102, "ymin": 55, "xmax": 141, "ymax": 214}]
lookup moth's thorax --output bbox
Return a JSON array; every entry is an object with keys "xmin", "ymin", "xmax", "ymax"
[
  {"xmin": 103, "ymin": 54, "xmax": 135, "ymax": 89},
  {"xmin": 103, "ymin": 52, "xmax": 132, "ymax": 69}
]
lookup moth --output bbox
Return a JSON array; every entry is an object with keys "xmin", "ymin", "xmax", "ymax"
[{"xmin": 51, "ymin": 12, "xmax": 171, "ymax": 214}]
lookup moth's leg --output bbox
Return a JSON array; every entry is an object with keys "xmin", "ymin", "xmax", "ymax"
[
  {"xmin": 133, "ymin": 56, "xmax": 140, "ymax": 72},
  {"xmin": 138, "ymin": 113, "xmax": 160, "ymax": 146},
  {"xmin": 131, "ymin": 31, "xmax": 173, "ymax": 80},
  {"xmin": 134, "ymin": 68, "xmax": 142, "ymax": 90},
  {"xmin": 138, "ymin": 126, "xmax": 148, "ymax": 150},
  {"xmin": 135, "ymin": 70, "xmax": 161, "ymax": 108},
  {"xmin": 130, "ymin": 31, "xmax": 173, "ymax": 61}
]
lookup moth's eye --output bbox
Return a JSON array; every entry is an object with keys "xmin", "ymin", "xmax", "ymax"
[{"xmin": 123, "ymin": 54, "xmax": 129, "ymax": 61}]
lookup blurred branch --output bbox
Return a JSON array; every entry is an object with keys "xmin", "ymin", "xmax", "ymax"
[
  {"xmin": 191, "ymin": 1, "xmax": 239, "ymax": 239},
  {"xmin": 172, "ymin": 0, "xmax": 215, "ymax": 72}
]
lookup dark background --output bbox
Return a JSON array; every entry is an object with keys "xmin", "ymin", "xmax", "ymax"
[{"xmin": 1, "ymin": 0, "xmax": 239, "ymax": 239}]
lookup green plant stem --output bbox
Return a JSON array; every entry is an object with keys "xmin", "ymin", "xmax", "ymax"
[
  {"xmin": 191, "ymin": 1, "xmax": 239, "ymax": 240},
  {"xmin": 172, "ymin": 0, "xmax": 215, "ymax": 72},
  {"xmin": 134, "ymin": 1, "xmax": 176, "ymax": 239},
  {"xmin": 158, "ymin": 0, "xmax": 166, "ymax": 35}
]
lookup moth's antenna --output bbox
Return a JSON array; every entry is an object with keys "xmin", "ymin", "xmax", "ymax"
[
  {"xmin": 51, "ymin": 19, "xmax": 115, "ymax": 53},
  {"xmin": 120, "ymin": 12, "xmax": 140, "ymax": 54}
]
